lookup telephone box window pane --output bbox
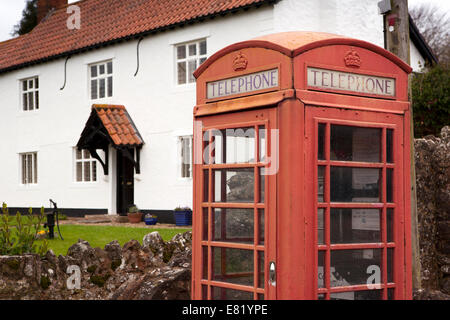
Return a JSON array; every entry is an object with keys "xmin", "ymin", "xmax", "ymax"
[
  {"xmin": 318, "ymin": 123, "xmax": 325, "ymax": 160},
  {"xmin": 212, "ymin": 247, "xmax": 253, "ymax": 286},
  {"xmin": 388, "ymin": 288, "xmax": 395, "ymax": 300},
  {"xmin": 203, "ymin": 170, "xmax": 209, "ymax": 202},
  {"xmin": 330, "ymin": 125, "xmax": 381, "ymax": 162},
  {"xmin": 386, "ymin": 168, "xmax": 393, "ymax": 203},
  {"xmin": 212, "ymin": 286, "xmax": 253, "ymax": 300},
  {"xmin": 330, "ymin": 290, "xmax": 382, "ymax": 300},
  {"xmin": 211, "ymin": 129, "xmax": 224, "ymax": 164},
  {"xmin": 387, "ymin": 208, "xmax": 393, "ymax": 242},
  {"xmin": 387, "ymin": 129, "xmax": 393, "ymax": 163},
  {"xmin": 330, "ymin": 249, "xmax": 382, "ymax": 287},
  {"xmin": 202, "ymin": 285, "xmax": 208, "ymax": 299},
  {"xmin": 259, "ymin": 167, "xmax": 265, "ymax": 203},
  {"xmin": 225, "ymin": 127, "xmax": 255, "ymax": 164},
  {"xmin": 318, "ymin": 166, "xmax": 325, "ymax": 202},
  {"xmin": 387, "ymin": 248, "xmax": 394, "ymax": 283},
  {"xmin": 330, "ymin": 208, "xmax": 381, "ymax": 244},
  {"xmin": 318, "ymin": 209, "xmax": 325, "ymax": 244},
  {"xmin": 202, "ymin": 246, "xmax": 208, "ymax": 279},
  {"xmin": 213, "ymin": 168, "xmax": 254, "ymax": 203},
  {"xmin": 318, "ymin": 250, "xmax": 325, "ymax": 288},
  {"xmin": 258, "ymin": 209, "xmax": 265, "ymax": 245},
  {"xmin": 318, "ymin": 294, "xmax": 325, "ymax": 300},
  {"xmin": 257, "ymin": 293, "xmax": 265, "ymax": 300},
  {"xmin": 330, "ymin": 167, "xmax": 380, "ymax": 202},
  {"xmin": 213, "ymin": 208, "xmax": 254, "ymax": 244},
  {"xmin": 258, "ymin": 251, "xmax": 265, "ymax": 289},
  {"xmin": 203, "ymin": 208, "xmax": 209, "ymax": 241},
  {"xmin": 259, "ymin": 126, "xmax": 266, "ymax": 162}
]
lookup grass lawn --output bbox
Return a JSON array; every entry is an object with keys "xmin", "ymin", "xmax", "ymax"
[{"xmin": 36, "ymin": 225, "xmax": 191, "ymax": 256}]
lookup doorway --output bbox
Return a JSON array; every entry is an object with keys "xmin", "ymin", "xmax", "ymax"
[{"xmin": 116, "ymin": 148, "xmax": 135, "ymax": 215}]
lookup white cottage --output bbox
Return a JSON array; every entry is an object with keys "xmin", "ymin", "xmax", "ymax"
[{"xmin": 0, "ymin": 0, "xmax": 436, "ymax": 220}]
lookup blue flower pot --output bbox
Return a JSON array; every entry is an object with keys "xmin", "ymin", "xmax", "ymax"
[
  {"xmin": 144, "ymin": 217, "xmax": 157, "ymax": 225},
  {"xmin": 174, "ymin": 210, "xmax": 192, "ymax": 226}
]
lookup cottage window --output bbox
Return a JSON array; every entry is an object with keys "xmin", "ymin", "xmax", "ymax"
[
  {"xmin": 21, "ymin": 77, "xmax": 39, "ymax": 111},
  {"xmin": 176, "ymin": 40, "xmax": 207, "ymax": 85},
  {"xmin": 90, "ymin": 61, "xmax": 113, "ymax": 100},
  {"xmin": 20, "ymin": 152, "xmax": 37, "ymax": 185},
  {"xmin": 180, "ymin": 136, "xmax": 193, "ymax": 178},
  {"xmin": 75, "ymin": 149, "xmax": 97, "ymax": 182}
]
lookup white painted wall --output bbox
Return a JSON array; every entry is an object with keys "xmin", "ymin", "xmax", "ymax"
[
  {"xmin": 0, "ymin": 1, "xmax": 423, "ymax": 214},
  {"xmin": 410, "ymin": 41, "xmax": 426, "ymax": 72},
  {"xmin": 273, "ymin": 0, "xmax": 384, "ymax": 47}
]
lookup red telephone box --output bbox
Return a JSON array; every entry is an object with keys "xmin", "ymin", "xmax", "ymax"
[{"xmin": 192, "ymin": 31, "xmax": 413, "ymax": 300}]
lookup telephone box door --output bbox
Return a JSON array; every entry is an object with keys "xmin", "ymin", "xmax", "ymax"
[
  {"xmin": 305, "ymin": 106, "xmax": 406, "ymax": 300},
  {"xmin": 193, "ymin": 107, "xmax": 277, "ymax": 300}
]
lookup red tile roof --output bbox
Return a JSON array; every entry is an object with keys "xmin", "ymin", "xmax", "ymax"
[
  {"xmin": 0, "ymin": 0, "xmax": 275, "ymax": 73},
  {"xmin": 93, "ymin": 104, "xmax": 144, "ymax": 147}
]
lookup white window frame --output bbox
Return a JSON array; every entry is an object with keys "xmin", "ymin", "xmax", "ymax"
[
  {"xmin": 74, "ymin": 148, "xmax": 98, "ymax": 183},
  {"xmin": 20, "ymin": 152, "xmax": 38, "ymax": 185},
  {"xmin": 20, "ymin": 77, "xmax": 39, "ymax": 111},
  {"xmin": 89, "ymin": 60, "xmax": 113, "ymax": 100},
  {"xmin": 175, "ymin": 39, "xmax": 207, "ymax": 85},
  {"xmin": 179, "ymin": 135, "xmax": 193, "ymax": 179}
]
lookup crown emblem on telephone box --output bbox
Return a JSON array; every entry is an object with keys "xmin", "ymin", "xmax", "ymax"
[
  {"xmin": 344, "ymin": 48, "xmax": 361, "ymax": 68},
  {"xmin": 233, "ymin": 52, "xmax": 248, "ymax": 71}
]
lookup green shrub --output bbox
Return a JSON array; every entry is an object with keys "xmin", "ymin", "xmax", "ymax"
[
  {"xmin": 0, "ymin": 203, "xmax": 48, "ymax": 256},
  {"xmin": 411, "ymin": 63, "xmax": 450, "ymax": 137}
]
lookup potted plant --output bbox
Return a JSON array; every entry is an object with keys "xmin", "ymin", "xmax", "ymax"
[
  {"xmin": 144, "ymin": 213, "xmax": 158, "ymax": 225},
  {"xmin": 127, "ymin": 205, "xmax": 143, "ymax": 223},
  {"xmin": 173, "ymin": 206, "xmax": 192, "ymax": 226}
]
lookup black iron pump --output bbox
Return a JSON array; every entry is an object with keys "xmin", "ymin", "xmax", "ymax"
[{"xmin": 44, "ymin": 199, "xmax": 64, "ymax": 240}]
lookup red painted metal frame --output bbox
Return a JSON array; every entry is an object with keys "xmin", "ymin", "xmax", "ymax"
[{"xmin": 305, "ymin": 107, "xmax": 407, "ymax": 300}]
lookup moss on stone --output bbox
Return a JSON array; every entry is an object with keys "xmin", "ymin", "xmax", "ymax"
[
  {"xmin": 90, "ymin": 273, "xmax": 110, "ymax": 287},
  {"xmin": 5, "ymin": 259, "xmax": 20, "ymax": 270},
  {"xmin": 111, "ymin": 259, "xmax": 121, "ymax": 271},
  {"xmin": 163, "ymin": 244, "xmax": 176, "ymax": 263},
  {"xmin": 40, "ymin": 276, "xmax": 51, "ymax": 290},
  {"xmin": 87, "ymin": 265, "xmax": 97, "ymax": 273}
]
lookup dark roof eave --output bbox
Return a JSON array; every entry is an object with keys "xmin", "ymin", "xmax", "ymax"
[
  {"xmin": 409, "ymin": 14, "xmax": 438, "ymax": 65},
  {"xmin": 0, "ymin": 0, "xmax": 278, "ymax": 75}
]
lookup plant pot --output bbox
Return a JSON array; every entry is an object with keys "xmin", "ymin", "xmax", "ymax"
[
  {"xmin": 127, "ymin": 212, "xmax": 143, "ymax": 223},
  {"xmin": 144, "ymin": 217, "xmax": 157, "ymax": 225},
  {"xmin": 174, "ymin": 210, "xmax": 192, "ymax": 226}
]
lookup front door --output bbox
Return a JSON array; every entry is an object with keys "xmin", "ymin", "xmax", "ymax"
[
  {"xmin": 305, "ymin": 106, "xmax": 406, "ymax": 300},
  {"xmin": 193, "ymin": 108, "xmax": 277, "ymax": 300},
  {"xmin": 117, "ymin": 148, "xmax": 135, "ymax": 215}
]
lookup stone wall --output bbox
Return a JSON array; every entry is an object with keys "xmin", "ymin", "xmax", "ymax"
[
  {"xmin": 414, "ymin": 126, "xmax": 450, "ymax": 299},
  {"xmin": 0, "ymin": 231, "xmax": 192, "ymax": 300}
]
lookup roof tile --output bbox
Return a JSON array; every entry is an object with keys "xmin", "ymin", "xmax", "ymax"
[{"xmin": 0, "ymin": 0, "xmax": 271, "ymax": 72}]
